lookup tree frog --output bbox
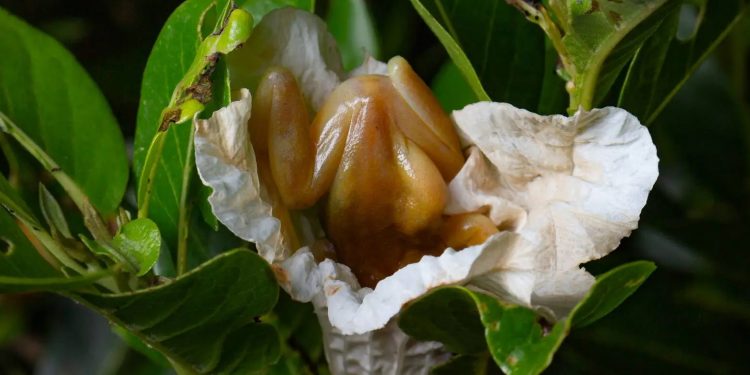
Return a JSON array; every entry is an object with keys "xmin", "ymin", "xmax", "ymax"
[{"xmin": 249, "ymin": 57, "xmax": 497, "ymax": 287}]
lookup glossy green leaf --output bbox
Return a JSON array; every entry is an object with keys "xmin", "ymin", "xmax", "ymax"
[
  {"xmin": 76, "ymin": 249, "xmax": 280, "ymax": 374},
  {"xmin": 410, "ymin": 0, "xmax": 550, "ymax": 111},
  {"xmin": 478, "ymin": 292, "xmax": 569, "ymax": 375},
  {"xmin": 0, "ymin": 7, "xmax": 127, "ymax": 214},
  {"xmin": 326, "ymin": 0, "xmax": 380, "ymax": 70},
  {"xmin": 399, "ymin": 261, "xmax": 656, "ymax": 374},
  {"xmin": 113, "ymin": 325, "xmax": 171, "ymax": 368},
  {"xmin": 619, "ymin": 1, "xmax": 750, "ymax": 124},
  {"xmin": 112, "ymin": 218, "xmax": 161, "ymax": 276},
  {"xmin": 570, "ymin": 260, "xmax": 657, "ymax": 327}
]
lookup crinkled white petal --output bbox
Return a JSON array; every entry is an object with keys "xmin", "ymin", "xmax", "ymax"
[
  {"xmin": 276, "ymin": 233, "xmax": 517, "ymax": 335},
  {"xmin": 194, "ymin": 89, "xmax": 286, "ymax": 263},
  {"xmin": 450, "ymin": 102, "xmax": 659, "ymax": 316},
  {"xmin": 313, "ymin": 297, "xmax": 449, "ymax": 375},
  {"xmin": 228, "ymin": 8, "xmax": 344, "ymax": 110}
]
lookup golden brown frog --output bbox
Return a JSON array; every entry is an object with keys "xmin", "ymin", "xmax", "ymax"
[{"xmin": 249, "ymin": 57, "xmax": 497, "ymax": 287}]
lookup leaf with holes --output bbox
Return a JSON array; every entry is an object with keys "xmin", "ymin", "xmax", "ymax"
[
  {"xmin": 0, "ymin": 174, "xmax": 111, "ymax": 292},
  {"xmin": 545, "ymin": 0, "xmax": 676, "ymax": 110},
  {"xmin": 75, "ymin": 249, "xmax": 280, "ymax": 374},
  {"xmin": 399, "ymin": 261, "xmax": 656, "ymax": 374},
  {"xmin": 0, "ymin": 7, "xmax": 128, "ymax": 214},
  {"xmin": 0, "ymin": 173, "xmax": 59, "ymax": 279},
  {"xmin": 134, "ymin": 0, "xmax": 223, "ymax": 252}
]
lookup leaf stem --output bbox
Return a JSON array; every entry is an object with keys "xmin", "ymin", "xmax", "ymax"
[
  {"xmin": 0, "ymin": 112, "xmax": 112, "ymax": 243},
  {"xmin": 136, "ymin": 8, "xmax": 252, "ymax": 220},
  {"xmin": 136, "ymin": 131, "xmax": 167, "ymax": 219},
  {"xmin": 15, "ymin": 213, "xmax": 87, "ymax": 275},
  {"xmin": 176, "ymin": 127, "xmax": 195, "ymax": 276}
]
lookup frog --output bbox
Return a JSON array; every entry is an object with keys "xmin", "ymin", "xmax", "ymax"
[{"xmin": 248, "ymin": 56, "xmax": 497, "ymax": 288}]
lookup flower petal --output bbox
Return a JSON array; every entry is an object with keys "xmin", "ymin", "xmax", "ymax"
[
  {"xmin": 228, "ymin": 8, "xmax": 344, "ymax": 110},
  {"xmin": 315, "ymin": 304, "xmax": 448, "ymax": 375},
  {"xmin": 281, "ymin": 233, "xmax": 518, "ymax": 334},
  {"xmin": 450, "ymin": 102, "xmax": 659, "ymax": 317},
  {"xmin": 194, "ymin": 89, "xmax": 287, "ymax": 262}
]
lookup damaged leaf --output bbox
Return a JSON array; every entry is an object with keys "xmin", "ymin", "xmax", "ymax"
[
  {"xmin": 134, "ymin": 0, "xmax": 244, "ymax": 252},
  {"xmin": 399, "ymin": 261, "xmax": 656, "ymax": 374},
  {"xmin": 75, "ymin": 249, "xmax": 280, "ymax": 374}
]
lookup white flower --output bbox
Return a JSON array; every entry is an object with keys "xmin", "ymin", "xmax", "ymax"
[{"xmin": 194, "ymin": 7, "xmax": 659, "ymax": 375}]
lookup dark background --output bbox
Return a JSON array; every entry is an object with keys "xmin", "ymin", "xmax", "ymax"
[{"xmin": 1, "ymin": 1, "xmax": 749, "ymax": 374}]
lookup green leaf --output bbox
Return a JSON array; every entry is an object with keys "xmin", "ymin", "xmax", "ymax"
[
  {"xmin": 0, "ymin": 7, "xmax": 128, "ymax": 214},
  {"xmin": 399, "ymin": 261, "xmax": 656, "ymax": 374},
  {"xmin": 589, "ymin": 2, "xmax": 679, "ymax": 107},
  {"xmin": 431, "ymin": 353, "xmax": 502, "ymax": 375},
  {"xmin": 0, "ymin": 169, "xmax": 39, "ymax": 228},
  {"xmin": 113, "ymin": 325, "xmax": 171, "ymax": 368},
  {"xmin": 0, "ymin": 207, "xmax": 60, "ymax": 282},
  {"xmin": 410, "ymin": 0, "xmax": 550, "ymax": 111},
  {"xmin": 0, "ymin": 269, "xmax": 110, "ymax": 294},
  {"xmin": 0, "ymin": 174, "xmax": 61, "ymax": 279},
  {"xmin": 134, "ymin": 0, "xmax": 216, "ymax": 248},
  {"xmin": 237, "ymin": 0, "xmax": 315, "ymax": 24},
  {"xmin": 326, "ymin": 0, "xmax": 380, "ymax": 70},
  {"xmin": 409, "ymin": 0, "xmax": 488, "ymax": 102},
  {"xmin": 619, "ymin": 1, "xmax": 750, "ymax": 124},
  {"xmin": 76, "ymin": 249, "xmax": 280, "ymax": 374},
  {"xmin": 399, "ymin": 287, "xmax": 486, "ymax": 354},
  {"xmin": 431, "ymin": 61, "xmax": 478, "ymax": 112},
  {"xmin": 1, "ymin": 177, "xmax": 111, "ymax": 293},
  {"xmin": 544, "ymin": 0, "xmax": 673, "ymax": 110},
  {"xmin": 536, "ymin": 39, "xmax": 568, "ymax": 115},
  {"xmin": 475, "ymin": 292, "xmax": 567, "ymax": 375},
  {"xmin": 569, "ymin": 260, "xmax": 657, "ymax": 328},
  {"xmin": 112, "ymin": 218, "xmax": 161, "ymax": 276},
  {"xmin": 38, "ymin": 184, "xmax": 72, "ymax": 239}
]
